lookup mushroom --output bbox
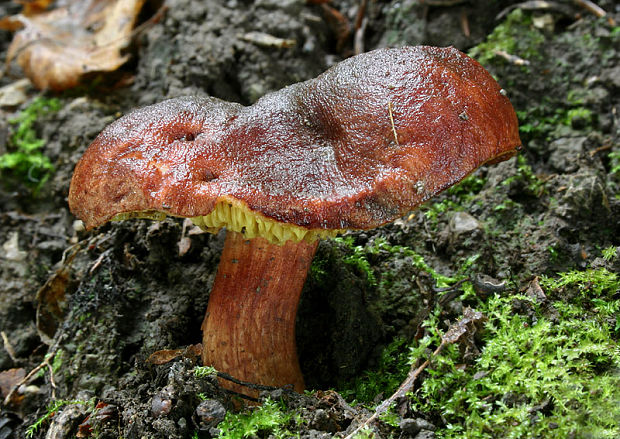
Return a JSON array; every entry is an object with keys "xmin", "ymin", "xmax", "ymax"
[{"xmin": 69, "ymin": 46, "xmax": 521, "ymax": 395}]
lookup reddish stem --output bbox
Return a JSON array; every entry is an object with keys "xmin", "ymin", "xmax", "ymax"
[{"xmin": 201, "ymin": 231, "xmax": 318, "ymax": 395}]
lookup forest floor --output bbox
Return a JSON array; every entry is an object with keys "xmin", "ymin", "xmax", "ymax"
[{"xmin": 0, "ymin": 1, "xmax": 619, "ymax": 438}]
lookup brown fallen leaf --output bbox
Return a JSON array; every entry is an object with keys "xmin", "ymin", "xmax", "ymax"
[
  {"xmin": 20, "ymin": 0, "xmax": 56, "ymax": 16},
  {"xmin": 36, "ymin": 246, "xmax": 79, "ymax": 345},
  {"xmin": 146, "ymin": 344, "xmax": 202, "ymax": 365},
  {"xmin": 77, "ymin": 401, "xmax": 116, "ymax": 438},
  {"xmin": 5, "ymin": 0, "xmax": 146, "ymax": 91},
  {"xmin": 0, "ymin": 368, "xmax": 26, "ymax": 406},
  {"xmin": 0, "ymin": 368, "xmax": 26, "ymax": 398},
  {"xmin": 442, "ymin": 307, "xmax": 486, "ymax": 344}
]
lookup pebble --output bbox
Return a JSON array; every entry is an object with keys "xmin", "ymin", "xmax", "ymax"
[
  {"xmin": 195, "ymin": 399, "xmax": 226, "ymax": 428},
  {"xmin": 449, "ymin": 211, "xmax": 480, "ymax": 235}
]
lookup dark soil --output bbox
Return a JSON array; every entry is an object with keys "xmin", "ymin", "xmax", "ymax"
[{"xmin": 0, "ymin": 1, "xmax": 618, "ymax": 438}]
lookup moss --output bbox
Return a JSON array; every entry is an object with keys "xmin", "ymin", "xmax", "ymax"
[
  {"xmin": 501, "ymin": 154, "xmax": 545, "ymax": 197},
  {"xmin": 338, "ymin": 337, "xmax": 410, "ymax": 403},
  {"xmin": 414, "ymin": 272, "xmax": 618, "ymax": 437},
  {"xmin": 367, "ymin": 238, "xmax": 457, "ymax": 288},
  {"xmin": 412, "ymin": 291, "xmax": 619, "ymax": 438},
  {"xmin": 194, "ymin": 365, "xmax": 217, "ymax": 378},
  {"xmin": 0, "ymin": 97, "xmax": 61, "ymax": 192},
  {"xmin": 468, "ymin": 9, "xmax": 545, "ymax": 70},
  {"xmin": 25, "ymin": 399, "xmax": 94, "ymax": 438},
  {"xmin": 334, "ymin": 236, "xmax": 377, "ymax": 286},
  {"xmin": 601, "ymin": 246, "xmax": 617, "ymax": 262},
  {"xmin": 338, "ymin": 246, "xmax": 619, "ymax": 438},
  {"xmin": 216, "ymin": 399, "xmax": 295, "ymax": 439},
  {"xmin": 420, "ymin": 173, "xmax": 488, "ymax": 228}
]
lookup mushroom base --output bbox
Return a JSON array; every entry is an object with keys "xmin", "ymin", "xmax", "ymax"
[{"xmin": 201, "ymin": 230, "xmax": 318, "ymax": 396}]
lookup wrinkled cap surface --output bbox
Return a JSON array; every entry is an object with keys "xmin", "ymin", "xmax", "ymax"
[{"xmin": 69, "ymin": 45, "xmax": 521, "ymax": 231}]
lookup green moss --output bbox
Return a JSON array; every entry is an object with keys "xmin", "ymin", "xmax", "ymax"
[
  {"xmin": 0, "ymin": 97, "xmax": 61, "ymax": 191},
  {"xmin": 468, "ymin": 9, "xmax": 544, "ymax": 69},
  {"xmin": 217, "ymin": 399, "xmax": 295, "ymax": 439},
  {"xmin": 194, "ymin": 365, "xmax": 217, "ymax": 378},
  {"xmin": 51, "ymin": 349, "xmax": 64, "ymax": 374},
  {"xmin": 26, "ymin": 398, "xmax": 93, "ymax": 438},
  {"xmin": 602, "ymin": 246, "xmax": 617, "ymax": 261},
  {"xmin": 411, "ymin": 266, "xmax": 618, "ymax": 438},
  {"xmin": 338, "ymin": 248, "xmax": 467, "ymax": 404},
  {"xmin": 517, "ymin": 93, "xmax": 595, "ymax": 145},
  {"xmin": 334, "ymin": 236, "xmax": 377, "ymax": 286},
  {"xmin": 367, "ymin": 239, "xmax": 457, "ymax": 288},
  {"xmin": 339, "ymin": 257, "xmax": 619, "ymax": 438},
  {"xmin": 501, "ymin": 154, "xmax": 545, "ymax": 196},
  {"xmin": 540, "ymin": 265, "xmax": 618, "ymax": 295},
  {"xmin": 421, "ymin": 173, "xmax": 488, "ymax": 227},
  {"xmin": 609, "ymin": 150, "xmax": 620, "ymax": 175},
  {"xmin": 309, "ymin": 256, "xmax": 328, "ymax": 282},
  {"xmin": 414, "ymin": 293, "xmax": 618, "ymax": 438},
  {"xmin": 339, "ymin": 337, "xmax": 410, "ymax": 403}
]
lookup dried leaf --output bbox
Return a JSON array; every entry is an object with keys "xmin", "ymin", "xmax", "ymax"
[
  {"xmin": 1, "ymin": 232, "xmax": 27, "ymax": 261},
  {"xmin": 146, "ymin": 344, "xmax": 202, "ymax": 365},
  {"xmin": 36, "ymin": 247, "xmax": 78, "ymax": 344},
  {"xmin": 77, "ymin": 401, "xmax": 114, "ymax": 438},
  {"xmin": 6, "ymin": 0, "xmax": 146, "ymax": 91},
  {"xmin": 442, "ymin": 307, "xmax": 486, "ymax": 345},
  {"xmin": 0, "ymin": 78, "xmax": 31, "ymax": 108},
  {"xmin": 178, "ymin": 236, "xmax": 192, "ymax": 257},
  {"xmin": 525, "ymin": 276, "xmax": 547, "ymax": 304},
  {"xmin": 0, "ymin": 16, "xmax": 25, "ymax": 32},
  {"xmin": 239, "ymin": 32, "xmax": 296, "ymax": 49},
  {"xmin": 147, "ymin": 349, "xmax": 184, "ymax": 365},
  {"xmin": 0, "ymin": 368, "xmax": 26, "ymax": 399},
  {"xmin": 20, "ymin": 0, "xmax": 55, "ymax": 16},
  {"xmin": 0, "ymin": 367, "xmax": 26, "ymax": 406}
]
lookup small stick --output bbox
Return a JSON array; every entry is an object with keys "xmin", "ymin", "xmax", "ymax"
[
  {"xmin": 89, "ymin": 249, "xmax": 111, "ymax": 274},
  {"xmin": 589, "ymin": 143, "xmax": 611, "ymax": 157},
  {"xmin": 344, "ymin": 341, "xmax": 447, "ymax": 439},
  {"xmin": 215, "ymin": 371, "xmax": 298, "ymax": 402},
  {"xmin": 388, "ymin": 102, "xmax": 399, "ymax": 146},
  {"xmin": 1, "ymin": 331, "xmax": 18, "ymax": 363},
  {"xmin": 460, "ymin": 10, "xmax": 470, "ymax": 38},
  {"xmin": 494, "ymin": 49, "xmax": 530, "ymax": 66},
  {"xmin": 344, "ymin": 308, "xmax": 485, "ymax": 438},
  {"xmin": 3, "ymin": 350, "xmax": 57, "ymax": 406},
  {"xmin": 573, "ymin": 0, "xmax": 615, "ymax": 25},
  {"xmin": 46, "ymin": 362, "xmax": 57, "ymax": 399},
  {"xmin": 354, "ymin": 0, "xmax": 368, "ymax": 55}
]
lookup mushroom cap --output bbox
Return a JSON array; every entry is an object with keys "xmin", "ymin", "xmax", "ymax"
[{"xmin": 69, "ymin": 46, "xmax": 520, "ymax": 232}]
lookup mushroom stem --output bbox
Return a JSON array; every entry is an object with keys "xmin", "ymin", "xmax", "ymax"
[{"xmin": 201, "ymin": 230, "xmax": 318, "ymax": 395}]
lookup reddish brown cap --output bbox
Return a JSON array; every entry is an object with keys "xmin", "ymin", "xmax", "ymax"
[{"xmin": 69, "ymin": 46, "xmax": 521, "ymax": 231}]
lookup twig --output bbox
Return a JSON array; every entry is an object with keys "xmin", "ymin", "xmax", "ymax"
[
  {"xmin": 1, "ymin": 331, "xmax": 19, "ymax": 363},
  {"xmin": 573, "ymin": 0, "xmax": 615, "ymax": 25},
  {"xmin": 494, "ymin": 49, "xmax": 530, "ymax": 66},
  {"xmin": 353, "ymin": 0, "xmax": 368, "ymax": 55},
  {"xmin": 344, "ymin": 342, "xmax": 447, "ymax": 439},
  {"xmin": 459, "ymin": 10, "xmax": 470, "ymax": 38},
  {"xmin": 46, "ymin": 361, "xmax": 57, "ymax": 399},
  {"xmin": 89, "ymin": 248, "xmax": 112, "ymax": 275},
  {"xmin": 3, "ymin": 349, "xmax": 57, "ymax": 406},
  {"xmin": 216, "ymin": 370, "xmax": 294, "ymax": 393},
  {"xmin": 433, "ymin": 277, "xmax": 470, "ymax": 293},
  {"xmin": 213, "ymin": 370, "xmax": 298, "ymax": 402},
  {"xmin": 589, "ymin": 143, "xmax": 611, "ymax": 157},
  {"xmin": 497, "ymin": 1, "xmax": 573, "ymax": 21},
  {"xmin": 422, "ymin": 0, "xmax": 466, "ymax": 5},
  {"xmin": 388, "ymin": 102, "xmax": 399, "ymax": 146},
  {"xmin": 343, "ymin": 308, "xmax": 486, "ymax": 439}
]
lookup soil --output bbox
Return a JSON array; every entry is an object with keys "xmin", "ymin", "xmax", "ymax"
[{"xmin": 0, "ymin": 1, "xmax": 618, "ymax": 438}]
